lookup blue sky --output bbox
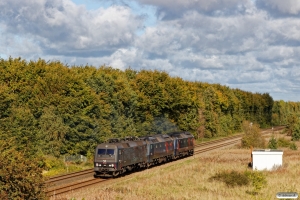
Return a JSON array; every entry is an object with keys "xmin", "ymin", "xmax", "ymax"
[{"xmin": 1, "ymin": 0, "xmax": 300, "ymax": 101}]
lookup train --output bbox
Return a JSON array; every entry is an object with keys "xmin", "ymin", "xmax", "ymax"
[{"xmin": 94, "ymin": 131, "xmax": 195, "ymax": 178}]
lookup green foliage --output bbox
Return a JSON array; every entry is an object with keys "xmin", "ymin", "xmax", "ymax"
[
  {"xmin": 292, "ymin": 121, "xmax": 300, "ymax": 141},
  {"xmin": 289, "ymin": 142, "xmax": 298, "ymax": 150},
  {"xmin": 0, "ymin": 139, "xmax": 46, "ymax": 199},
  {"xmin": 244, "ymin": 170, "xmax": 267, "ymax": 195},
  {"xmin": 285, "ymin": 114, "xmax": 300, "ymax": 137},
  {"xmin": 266, "ymin": 137, "xmax": 298, "ymax": 150},
  {"xmin": 44, "ymin": 155, "xmax": 65, "ymax": 170},
  {"xmin": 0, "ymin": 57, "xmax": 287, "ymax": 161},
  {"xmin": 209, "ymin": 170, "xmax": 267, "ymax": 195},
  {"xmin": 241, "ymin": 121, "xmax": 265, "ymax": 148},
  {"xmin": 272, "ymin": 101, "xmax": 300, "ymax": 126},
  {"xmin": 268, "ymin": 136, "xmax": 278, "ymax": 149},
  {"xmin": 277, "ymin": 137, "xmax": 291, "ymax": 147}
]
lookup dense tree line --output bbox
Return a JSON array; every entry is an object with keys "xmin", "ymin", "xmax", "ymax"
[
  {"xmin": 272, "ymin": 100, "xmax": 300, "ymax": 140},
  {"xmin": 0, "ymin": 57, "xmax": 289, "ymax": 157}
]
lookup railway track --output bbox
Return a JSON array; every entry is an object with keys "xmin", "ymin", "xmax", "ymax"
[
  {"xmin": 46, "ymin": 126, "xmax": 285, "ymax": 198},
  {"xmin": 195, "ymin": 134, "xmax": 243, "ymax": 148},
  {"xmin": 45, "ymin": 168, "xmax": 94, "ymax": 185},
  {"xmin": 195, "ymin": 139, "xmax": 240, "ymax": 154},
  {"xmin": 46, "ymin": 177, "xmax": 105, "ymax": 197}
]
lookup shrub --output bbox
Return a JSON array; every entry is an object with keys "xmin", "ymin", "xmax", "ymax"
[
  {"xmin": 241, "ymin": 121, "xmax": 265, "ymax": 148},
  {"xmin": 277, "ymin": 137, "xmax": 291, "ymax": 147},
  {"xmin": 268, "ymin": 136, "xmax": 277, "ymax": 149},
  {"xmin": 0, "ymin": 139, "xmax": 46, "ymax": 199},
  {"xmin": 292, "ymin": 122, "xmax": 300, "ymax": 141},
  {"xmin": 209, "ymin": 170, "xmax": 267, "ymax": 195},
  {"xmin": 44, "ymin": 155, "xmax": 65, "ymax": 170},
  {"xmin": 209, "ymin": 170, "xmax": 249, "ymax": 187},
  {"xmin": 245, "ymin": 170, "xmax": 267, "ymax": 195},
  {"xmin": 290, "ymin": 142, "xmax": 298, "ymax": 150},
  {"xmin": 276, "ymin": 137, "xmax": 298, "ymax": 150}
]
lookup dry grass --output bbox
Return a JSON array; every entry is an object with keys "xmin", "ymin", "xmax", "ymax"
[{"xmin": 52, "ymin": 142, "xmax": 300, "ymax": 200}]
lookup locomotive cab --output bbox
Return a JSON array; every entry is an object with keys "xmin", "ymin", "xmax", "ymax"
[{"xmin": 94, "ymin": 144, "xmax": 118, "ymax": 178}]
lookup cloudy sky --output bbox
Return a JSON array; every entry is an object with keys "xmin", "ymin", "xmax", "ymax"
[{"xmin": 1, "ymin": 0, "xmax": 300, "ymax": 102}]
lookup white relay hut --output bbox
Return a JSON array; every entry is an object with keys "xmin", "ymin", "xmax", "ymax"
[{"xmin": 252, "ymin": 149, "xmax": 283, "ymax": 171}]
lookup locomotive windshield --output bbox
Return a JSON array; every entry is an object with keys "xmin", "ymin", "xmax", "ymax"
[{"xmin": 97, "ymin": 149, "xmax": 115, "ymax": 157}]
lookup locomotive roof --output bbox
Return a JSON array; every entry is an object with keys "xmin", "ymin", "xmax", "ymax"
[
  {"xmin": 107, "ymin": 136, "xmax": 140, "ymax": 143},
  {"xmin": 97, "ymin": 139, "xmax": 147, "ymax": 149},
  {"xmin": 139, "ymin": 136, "xmax": 158, "ymax": 142}
]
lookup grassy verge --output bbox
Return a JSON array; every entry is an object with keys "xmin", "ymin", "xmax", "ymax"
[
  {"xmin": 55, "ymin": 139, "xmax": 300, "ymax": 200},
  {"xmin": 43, "ymin": 156, "xmax": 93, "ymax": 177}
]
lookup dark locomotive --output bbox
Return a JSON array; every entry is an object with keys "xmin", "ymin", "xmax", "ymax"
[{"xmin": 94, "ymin": 132, "xmax": 195, "ymax": 178}]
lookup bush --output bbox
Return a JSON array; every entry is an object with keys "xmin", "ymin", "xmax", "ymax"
[
  {"xmin": 277, "ymin": 137, "xmax": 291, "ymax": 147},
  {"xmin": 0, "ymin": 139, "xmax": 46, "ymax": 199},
  {"xmin": 245, "ymin": 170, "xmax": 267, "ymax": 195},
  {"xmin": 209, "ymin": 170, "xmax": 267, "ymax": 195},
  {"xmin": 44, "ymin": 155, "xmax": 65, "ymax": 170},
  {"xmin": 209, "ymin": 170, "xmax": 249, "ymax": 187},
  {"xmin": 268, "ymin": 136, "xmax": 277, "ymax": 149},
  {"xmin": 292, "ymin": 122, "xmax": 300, "ymax": 141},
  {"xmin": 241, "ymin": 121, "xmax": 265, "ymax": 148},
  {"xmin": 290, "ymin": 142, "xmax": 298, "ymax": 150}
]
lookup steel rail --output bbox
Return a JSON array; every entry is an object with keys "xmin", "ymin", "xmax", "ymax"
[
  {"xmin": 194, "ymin": 139, "xmax": 241, "ymax": 154},
  {"xmin": 47, "ymin": 178, "xmax": 106, "ymax": 197},
  {"xmin": 45, "ymin": 168, "xmax": 94, "ymax": 184}
]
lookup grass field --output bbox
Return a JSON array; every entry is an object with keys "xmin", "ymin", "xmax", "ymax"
[{"xmin": 55, "ymin": 139, "xmax": 300, "ymax": 200}]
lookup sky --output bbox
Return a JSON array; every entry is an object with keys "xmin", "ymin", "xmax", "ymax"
[{"xmin": 1, "ymin": 0, "xmax": 300, "ymax": 102}]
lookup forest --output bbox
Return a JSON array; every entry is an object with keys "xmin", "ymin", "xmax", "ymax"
[
  {"xmin": 1, "ymin": 57, "xmax": 300, "ymax": 157},
  {"xmin": 2, "ymin": 57, "xmax": 300, "ymax": 198}
]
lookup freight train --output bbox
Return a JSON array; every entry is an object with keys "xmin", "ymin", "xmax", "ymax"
[{"xmin": 94, "ymin": 131, "xmax": 195, "ymax": 178}]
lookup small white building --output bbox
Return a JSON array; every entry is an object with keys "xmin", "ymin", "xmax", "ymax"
[{"xmin": 252, "ymin": 149, "xmax": 283, "ymax": 171}]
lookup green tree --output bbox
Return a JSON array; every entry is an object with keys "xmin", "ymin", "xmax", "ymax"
[
  {"xmin": 241, "ymin": 121, "xmax": 265, "ymax": 148},
  {"xmin": 268, "ymin": 136, "xmax": 278, "ymax": 149},
  {"xmin": 292, "ymin": 121, "xmax": 300, "ymax": 141}
]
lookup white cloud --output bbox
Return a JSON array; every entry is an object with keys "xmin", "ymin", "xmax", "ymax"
[{"xmin": 0, "ymin": 0, "xmax": 143, "ymax": 56}]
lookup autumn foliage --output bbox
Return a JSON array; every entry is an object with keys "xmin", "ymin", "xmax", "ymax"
[{"xmin": 0, "ymin": 139, "xmax": 46, "ymax": 199}]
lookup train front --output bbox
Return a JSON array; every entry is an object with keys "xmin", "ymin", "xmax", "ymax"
[{"xmin": 94, "ymin": 143, "xmax": 118, "ymax": 178}]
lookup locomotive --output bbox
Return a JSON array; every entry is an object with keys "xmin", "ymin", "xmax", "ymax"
[{"xmin": 94, "ymin": 132, "xmax": 194, "ymax": 178}]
